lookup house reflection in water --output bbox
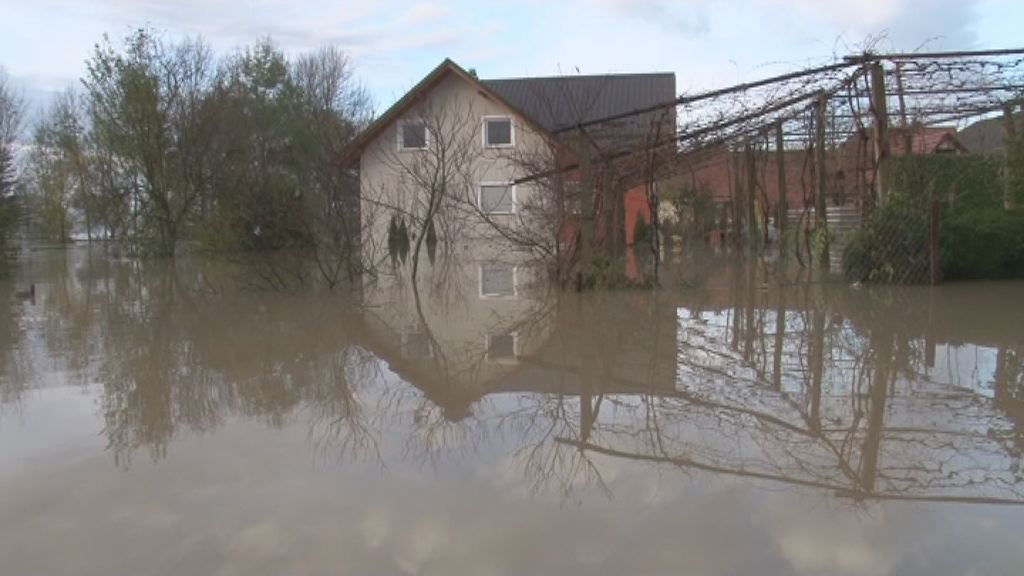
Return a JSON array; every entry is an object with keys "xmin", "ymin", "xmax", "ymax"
[
  {"xmin": 357, "ymin": 249, "xmax": 1024, "ymax": 504},
  {"xmin": 359, "ymin": 242, "xmax": 555, "ymax": 421}
]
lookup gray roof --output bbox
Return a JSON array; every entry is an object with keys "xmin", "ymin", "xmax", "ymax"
[
  {"xmin": 482, "ymin": 73, "xmax": 676, "ymax": 150},
  {"xmin": 958, "ymin": 112, "xmax": 1022, "ymax": 154}
]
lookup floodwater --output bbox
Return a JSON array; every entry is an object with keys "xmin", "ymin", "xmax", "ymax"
[{"xmin": 2, "ymin": 245, "xmax": 1023, "ymax": 576}]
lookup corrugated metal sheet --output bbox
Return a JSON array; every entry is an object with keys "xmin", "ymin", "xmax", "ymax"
[{"xmin": 481, "ymin": 73, "xmax": 676, "ymax": 141}]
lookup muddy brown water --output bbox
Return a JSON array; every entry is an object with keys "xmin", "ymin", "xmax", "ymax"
[{"xmin": 2, "ymin": 245, "xmax": 1023, "ymax": 575}]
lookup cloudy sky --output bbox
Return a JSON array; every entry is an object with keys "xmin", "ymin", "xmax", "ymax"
[{"xmin": 1, "ymin": 0, "xmax": 1022, "ymax": 115}]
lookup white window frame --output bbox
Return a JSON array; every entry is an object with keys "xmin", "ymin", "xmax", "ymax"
[
  {"xmin": 478, "ymin": 263, "xmax": 518, "ymax": 299},
  {"xmin": 477, "ymin": 181, "xmax": 517, "ymax": 215},
  {"xmin": 397, "ymin": 119, "xmax": 429, "ymax": 151},
  {"xmin": 482, "ymin": 115, "xmax": 515, "ymax": 149},
  {"xmin": 485, "ymin": 331, "xmax": 519, "ymax": 363}
]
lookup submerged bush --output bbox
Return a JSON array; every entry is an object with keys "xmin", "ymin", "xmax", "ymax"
[
  {"xmin": 846, "ymin": 149, "xmax": 1024, "ymax": 283},
  {"xmin": 942, "ymin": 207, "xmax": 1024, "ymax": 280}
]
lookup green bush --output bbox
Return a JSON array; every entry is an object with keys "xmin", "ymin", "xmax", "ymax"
[
  {"xmin": 845, "ymin": 151, "xmax": 1024, "ymax": 283},
  {"xmin": 633, "ymin": 210, "xmax": 651, "ymax": 245},
  {"xmin": 893, "ymin": 155, "xmax": 1005, "ymax": 211},
  {"xmin": 942, "ymin": 207, "xmax": 1024, "ymax": 280},
  {"xmin": 671, "ymin": 182, "xmax": 716, "ymax": 238}
]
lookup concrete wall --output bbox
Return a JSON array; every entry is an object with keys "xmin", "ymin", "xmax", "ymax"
[{"xmin": 359, "ymin": 72, "xmax": 553, "ymax": 268}]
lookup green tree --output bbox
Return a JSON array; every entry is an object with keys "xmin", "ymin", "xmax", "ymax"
[
  {"xmin": 84, "ymin": 29, "xmax": 217, "ymax": 255},
  {"xmin": 0, "ymin": 67, "xmax": 25, "ymax": 259},
  {"xmin": 28, "ymin": 90, "xmax": 91, "ymax": 243}
]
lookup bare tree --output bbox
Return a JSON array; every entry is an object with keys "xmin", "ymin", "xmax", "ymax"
[
  {"xmin": 362, "ymin": 99, "xmax": 482, "ymax": 282},
  {"xmin": 290, "ymin": 46, "xmax": 373, "ymax": 287}
]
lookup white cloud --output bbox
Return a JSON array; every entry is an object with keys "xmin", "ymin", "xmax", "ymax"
[
  {"xmin": 589, "ymin": 0, "xmax": 711, "ymax": 35},
  {"xmin": 758, "ymin": 0, "xmax": 983, "ymax": 51},
  {"xmin": 401, "ymin": 2, "xmax": 453, "ymax": 25}
]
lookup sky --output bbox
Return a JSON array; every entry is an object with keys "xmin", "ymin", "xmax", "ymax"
[{"xmin": 1, "ymin": 0, "xmax": 1023, "ymax": 118}]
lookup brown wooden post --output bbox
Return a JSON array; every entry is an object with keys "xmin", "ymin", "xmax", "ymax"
[
  {"xmin": 1004, "ymin": 103, "xmax": 1018, "ymax": 211},
  {"xmin": 745, "ymin": 142, "xmax": 757, "ymax": 252},
  {"xmin": 732, "ymin": 149, "xmax": 743, "ymax": 247},
  {"xmin": 894, "ymin": 63, "xmax": 913, "ymax": 154},
  {"xmin": 808, "ymin": 292, "xmax": 826, "ymax": 435},
  {"xmin": 775, "ymin": 123, "xmax": 788, "ymax": 249},
  {"xmin": 870, "ymin": 61, "xmax": 891, "ymax": 204},
  {"xmin": 925, "ymin": 286, "xmax": 936, "ymax": 368},
  {"xmin": 814, "ymin": 92, "xmax": 830, "ymax": 270},
  {"xmin": 929, "ymin": 199, "xmax": 941, "ymax": 285},
  {"xmin": 772, "ymin": 289, "xmax": 785, "ymax": 391},
  {"xmin": 578, "ymin": 134, "xmax": 594, "ymax": 282}
]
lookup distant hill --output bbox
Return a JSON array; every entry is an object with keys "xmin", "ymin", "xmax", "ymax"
[{"xmin": 958, "ymin": 112, "xmax": 1023, "ymax": 154}]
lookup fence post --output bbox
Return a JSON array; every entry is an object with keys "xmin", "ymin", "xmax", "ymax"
[
  {"xmin": 745, "ymin": 142, "xmax": 758, "ymax": 252},
  {"xmin": 814, "ymin": 92, "xmax": 830, "ymax": 271},
  {"xmin": 732, "ymin": 148, "xmax": 744, "ymax": 248},
  {"xmin": 929, "ymin": 199, "xmax": 941, "ymax": 285},
  {"xmin": 578, "ymin": 134, "xmax": 594, "ymax": 279},
  {"xmin": 870, "ymin": 61, "xmax": 891, "ymax": 205},
  {"xmin": 775, "ymin": 123, "xmax": 787, "ymax": 255}
]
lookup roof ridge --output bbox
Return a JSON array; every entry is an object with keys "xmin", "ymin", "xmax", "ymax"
[{"xmin": 482, "ymin": 72, "xmax": 676, "ymax": 82}]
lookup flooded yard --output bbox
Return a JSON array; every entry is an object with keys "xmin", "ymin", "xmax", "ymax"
[{"xmin": 2, "ymin": 246, "xmax": 1023, "ymax": 575}]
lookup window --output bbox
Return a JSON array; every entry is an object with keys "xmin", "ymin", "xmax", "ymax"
[
  {"xmin": 479, "ymin": 264, "xmax": 516, "ymax": 298},
  {"xmin": 398, "ymin": 120, "xmax": 427, "ymax": 150},
  {"xmin": 401, "ymin": 331, "xmax": 433, "ymax": 359},
  {"xmin": 486, "ymin": 332, "xmax": 517, "ymax": 361},
  {"xmin": 479, "ymin": 183, "xmax": 515, "ymax": 215},
  {"xmin": 483, "ymin": 116, "xmax": 514, "ymax": 148}
]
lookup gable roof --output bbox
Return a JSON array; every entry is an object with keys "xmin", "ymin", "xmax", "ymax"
[
  {"xmin": 839, "ymin": 125, "xmax": 967, "ymax": 157},
  {"xmin": 343, "ymin": 59, "xmax": 677, "ymax": 165},
  {"xmin": 343, "ymin": 59, "xmax": 553, "ymax": 166},
  {"xmin": 889, "ymin": 126, "xmax": 966, "ymax": 155}
]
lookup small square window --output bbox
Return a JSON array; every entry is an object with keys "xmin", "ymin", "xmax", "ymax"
[
  {"xmin": 484, "ymin": 117, "xmax": 513, "ymax": 147},
  {"xmin": 399, "ymin": 121, "xmax": 427, "ymax": 150},
  {"xmin": 487, "ymin": 332, "xmax": 517, "ymax": 361},
  {"xmin": 480, "ymin": 264, "xmax": 516, "ymax": 298},
  {"xmin": 479, "ymin": 184, "xmax": 515, "ymax": 215}
]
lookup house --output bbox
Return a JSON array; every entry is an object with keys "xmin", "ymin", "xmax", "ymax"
[
  {"xmin": 344, "ymin": 58, "xmax": 676, "ymax": 266},
  {"xmin": 675, "ymin": 124, "xmax": 968, "ymax": 227},
  {"xmin": 842, "ymin": 125, "xmax": 967, "ymax": 158}
]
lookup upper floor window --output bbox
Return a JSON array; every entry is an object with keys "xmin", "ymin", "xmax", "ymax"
[
  {"xmin": 479, "ymin": 183, "xmax": 515, "ymax": 215},
  {"xmin": 483, "ymin": 116, "xmax": 514, "ymax": 148},
  {"xmin": 399, "ymin": 120, "xmax": 428, "ymax": 150},
  {"xmin": 479, "ymin": 263, "xmax": 517, "ymax": 298}
]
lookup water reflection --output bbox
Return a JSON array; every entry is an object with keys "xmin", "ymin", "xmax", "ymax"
[{"xmin": 2, "ymin": 246, "xmax": 1022, "ymax": 509}]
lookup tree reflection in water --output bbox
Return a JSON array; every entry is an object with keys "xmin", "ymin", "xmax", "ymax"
[{"xmin": 2, "ymin": 246, "xmax": 1022, "ymax": 507}]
